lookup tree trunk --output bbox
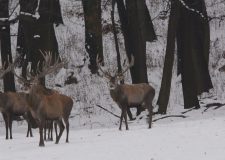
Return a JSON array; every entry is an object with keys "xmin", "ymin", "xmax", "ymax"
[
  {"xmin": 82, "ymin": 0, "xmax": 103, "ymax": 74},
  {"xmin": 157, "ymin": 0, "xmax": 180, "ymax": 114},
  {"xmin": 157, "ymin": 0, "xmax": 212, "ymax": 113},
  {"xmin": 0, "ymin": 0, "xmax": 16, "ymax": 92},
  {"xmin": 117, "ymin": 0, "xmax": 156, "ymax": 84},
  {"xmin": 116, "ymin": 0, "xmax": 156, "ymax": 118}
]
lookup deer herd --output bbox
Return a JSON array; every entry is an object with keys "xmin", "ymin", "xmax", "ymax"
[{"xmin": 0, "ymin": 52, "xmax": 155, "ymax": 147}]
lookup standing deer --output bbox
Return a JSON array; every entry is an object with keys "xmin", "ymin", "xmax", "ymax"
[
  {"xmin": 11, "ymin": 52, "xmax": 73, "ymax": 146},
  {"xmin": 0, "ymin": 91, "xmax": 37, "ymax": 139},
  {"xmin": 97, "ymin": 55, "xmax": 155, "ymax": 130},
  {"xmin": 0, "ymin": 63, "xmax": 35, "ymax": 139}
]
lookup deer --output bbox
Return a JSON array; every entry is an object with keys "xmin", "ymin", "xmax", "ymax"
[
  {"xmin": 11, "ymin": 52, "xmax": 73, "ymax": 146},
  {"xmin": 97, "ymin": 55, "xmax": 155, "ymax": 130},
  {"xmin": 0, "ymin": 91, "xmax": 37, "ymax": 139},
  {"xmin": 0, "ymin": 63, "xmax": 36, "ymax": 139}
]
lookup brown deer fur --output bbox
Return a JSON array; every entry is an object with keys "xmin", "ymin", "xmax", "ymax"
[
  {"xmin": 26, "ymin": 84, "xmax": 73, "ymax": 146},
  {"xmin": 97, "ymin": 55, "xmax": 155, "ymax": 130},
  {"xmin": 0, "ymin": 92, "xmax": 36, "ymax": 139},
  {"xmin": 110, "ymin": 83, "xmax": 155, "ymax": 130}
]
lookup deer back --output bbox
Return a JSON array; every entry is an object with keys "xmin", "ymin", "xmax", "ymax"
[
  {"xmin": 112, "ymin": 83, "xmax": 154, "ymax": 106},
  {"xmin": 5, "ymin": 92, "xmax": 30, "ymax": 114}
]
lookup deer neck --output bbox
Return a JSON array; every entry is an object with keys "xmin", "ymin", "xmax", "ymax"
[
  {"xmin": 109, "ymin": 85, "xmax": 121, "ymax": 101},
  {"xmin": 29, "ymin": 85, "xmax": 43, "ymax": 109}
]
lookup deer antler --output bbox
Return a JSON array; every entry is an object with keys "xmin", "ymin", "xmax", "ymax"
[
  {"xmin": 96, "ymin": 54, "xmax": 111, "ymax": 79},
  {"xmin": 11, "ymin": 51, "xmax": 67, "ymax": 85},
  {"xmin": 0, "ymin": 54, "xmax": 24, "ymax": 79},
  {"xmin": 35, "ymin": 51, "xmax": 67, "ymax": 79},
  {"xmin": 0, "ymin": 62, "xmax": 13, "ymax": 78}
]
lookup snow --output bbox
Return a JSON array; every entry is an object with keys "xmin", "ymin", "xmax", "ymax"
[
  {"xmin": 1, "ymin": 0, "xmax": 225, "ymax": 160},
  {"xmin": 1, "ymin": 103, "xmax": 225, "ymax": 160}
]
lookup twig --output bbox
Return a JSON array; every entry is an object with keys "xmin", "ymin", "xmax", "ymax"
[
  {"xmin": 96, "ymin": 104, "xmax": 120, "ymax": 118},
  {"xmin": 153, "ymin": 115, "xmax": 187, "ymax": 122}
]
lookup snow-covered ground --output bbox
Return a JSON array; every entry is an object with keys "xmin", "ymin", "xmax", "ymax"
[
  {"xmin": 1, "ymin": 101, "xmax": 225, "ymax": 160},
  {"xmin": 1, "ymin": 0, "xmax": 225, "ymax": 160}
]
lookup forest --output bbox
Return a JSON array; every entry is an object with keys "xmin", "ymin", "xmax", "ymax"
[{"xmin": 0, "ymin": 0, "xmax": 225, "ymax": 159}]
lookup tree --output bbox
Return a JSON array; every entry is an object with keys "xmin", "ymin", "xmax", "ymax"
[
  {"xmin": 82, "ymin": 0, "xmax": 103, "ymax": 74},
  {"xmin": 0, "ymin": 0, "xmax": 16, "ymax": 92},
  {"xmin": 0, "ymin": 0, "xmax": 16, "ymax": 140},
  {"xmin": 114, "ymin": 0, "xmax": 156, "ymax": 118},
  {"xmin": 157, "ymin": 0, "xmax": 213, "ymax": 114},
  {"xmin": 117, "ymin": 0, "xmax": 156, "ymax": 84},
  {"xmin": 17, "ymin": 0, "xmax": 63, "ymax": 85},
  {"xmin": 17, "ymin": 0, "xmax": 38, "ymax": 79}
]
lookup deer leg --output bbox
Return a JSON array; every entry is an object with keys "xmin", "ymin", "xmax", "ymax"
[
  {"xmin": 148, "ymin": 104, "xmax": 153, "ymax": 129},
  {"xmin": 48, "ymin": 121, "xmax": 51, "ymax": 140},
  {"xmin": 50, "ymin": 121, "xmax": 53, "ymax": 141},
  {"xmin": 136, "ymin": 106, "xmax": 145, "ymax": 116},
  {"xmin": 28, "ymin": 123, "xmax": 33, "ymax": 137},
  {"xmin": 26, "ymin": 127, "xmax": 29, "ymax": 137},
  {"xmin": 25, "ymin": 114, "xmax": 33, "ymax": 137},
  {"xmin": 65, "ymin": 119, "xmax": 69, "ymax": 143},
  {"xmin": 55, "ymin": 120, "xmax": 65, "ymax": 144},
  {"xmin": 39, "ymin": 120, "xmax": 45, "ymax": 147},
  {"xmin": 2, "ymin": 113, "xmax": 9, "ymax": 139},
  {"xmin": 54, "ymin": 121, "xmax": 58, "ymax": 138},
  {"xmin": 119, "ymin": 109, "xmax": 124, "ymax": 131},
  {"xmin": 30, "ymin": 126, "xmax": 33, "ymax": 137},
  {"xmin": 124, "ymin": 106, "xmax": 129, "ymax": 130},
  {"xmin": 144, "ymin": 97, "xmax": 153, "ymax": 129},
  {"xmin": 27, "ymin": 123, "xmax": 30, "ymax": 137},
  {"xmin": 127, "ymin": 108, "xmax": 135, "ymax": 121},
  {"xmin": 9, "ymin": 114, "xmax": 13, "ymax": 139},
  {"xmin": 44, "ymin": 121, "xmax": 47, "ymax": 141},
  {"xmin": 25, "ymin": 115, "xmax": 29, "ymax": 137}
]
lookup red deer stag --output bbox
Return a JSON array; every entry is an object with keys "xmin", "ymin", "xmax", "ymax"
[
  {"xmin": 97, "ymin": 55, "xmax": 155, "ymax": 130},
  {"xmin": 0, "ymin": 63, "xmax": 36, "ymax": 139},
  {"xmin": 0, "ymin": 92, "xmax": 37, "ymax": 139},
  {"xmin": 12, "ymin": 52, "xmax": 73, "ymax": 146}
]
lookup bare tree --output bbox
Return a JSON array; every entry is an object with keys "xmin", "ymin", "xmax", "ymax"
[
  {"xmin": 82, "ymin": 0, "xmax": 103, "ymax": 74},
  {"xmin": 0, "ymin": 0, "xmax": 16, "ymax": 92},
  {"xmin": 157, "ymin": 0, "xmax": 213, "ymax": 114}
]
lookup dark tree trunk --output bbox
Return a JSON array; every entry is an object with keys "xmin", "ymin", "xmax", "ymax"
[
  {"xmin": 111, "ymin": 0, "xmax": 122, "ymax": 75},
  {"xmin": 157, "ymin": 0, "xmax": 180, "ymax": 114},
  {"xmin": 17, "ymin": 0, "xmax": 63, "ymax": 86},
  {"xmin": 121, "ymin": 0, "xmax": 156, "ymax": 84},
  {"xmin": 82, "ymin": 0, "xmax": 103, "ymax": 74},
  {"xmin": 177, "ymin": 0, "xmax": 212, "ymax": 109},
  {"xmin": 125, "ymin": 0, "xmax": 148, "ymax": 83},
  {"xmin": 157, "ymin": 0, "xmax": 212, "ymax": 114},
  {"xmin": 0, "ymin": 0, "xmax": 16, "ymax": 92},
  {"xmin": 115, "ymin": 0, "xmax": 156, "ymax": 118}
]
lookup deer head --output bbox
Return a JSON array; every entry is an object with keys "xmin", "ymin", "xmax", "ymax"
[{"xmin": 96, "ymin": 55, "xmax": 134, "ymax": 89}]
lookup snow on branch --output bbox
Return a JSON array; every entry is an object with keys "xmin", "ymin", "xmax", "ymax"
[{"xmin": 177, "ymin": 0, "xmax": 208, "ymax": 20}]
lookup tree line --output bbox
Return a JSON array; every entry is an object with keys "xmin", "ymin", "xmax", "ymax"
[{"xmin": 0, "ymin": 0, "xmax": 224, "ymax": 117}]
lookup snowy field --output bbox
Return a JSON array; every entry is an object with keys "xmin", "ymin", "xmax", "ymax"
[
  {"xmin": 1, "ymin": 101, "xmax": 225, "ymax": 160},
  {"xmin": 0, "ymin": 0, "xmax": 225, "ymax": 160}
]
